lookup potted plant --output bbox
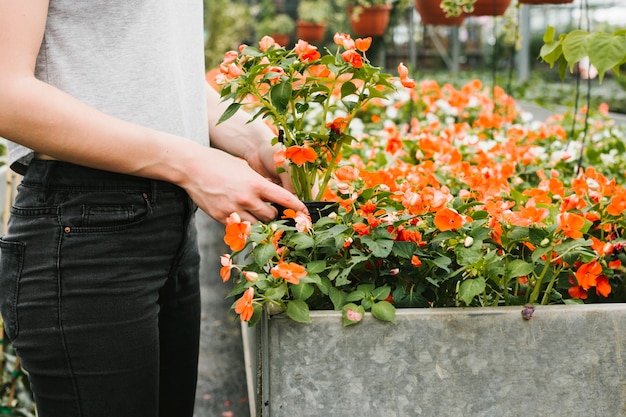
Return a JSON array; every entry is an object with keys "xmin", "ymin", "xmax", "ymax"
[
  {"xmin": 440, "ymin": 0, "xmax": 512, "ymax": 17},
  {"xmin": 221, "ymin": 75, "xmax": 626, "ymax": 415},
  {"xmin": 216, "ymin": 29, "xmax": 626, "ymax": 417},
  {"xmin": 296, "ymin": 0, "xmax": 331, "ymax": 43},
  {"xmin": 336, "ymin": 0, "xmax": 396, "ymax": 37},
  {"xmin": 216, "ymin": 33, "xmax": 408, "ymax": 203},
  {"xmin": 519, "ymin": 0, "xmax": 573, "ymax": 4},
  {"xmin": 255, "ymin": 13, "xmax": 296, "ymax": 47},
  {"xmin": 415, "ymin": 0, "xmax": 466, "ymax": 26}
]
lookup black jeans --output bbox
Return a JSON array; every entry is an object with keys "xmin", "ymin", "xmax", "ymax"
[{"xmin": 0, "ymin": 160, "xmax": 201, "ymax": 417}]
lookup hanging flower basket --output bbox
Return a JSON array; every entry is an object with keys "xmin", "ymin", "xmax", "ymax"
[
  {"xmin": 466, "ymin": 0, "xmax": 512, "ymax": 16},
  {"xmin": 296, "ymin": 21, "xmax": 327, "ymax": 43},
  {"xmin": 347, "ymin": 5, "xmax": 393, "ymax": 37},
  {"xmin": 270, "ymin": 33, "xmax": 291, "ymax": 47},
  {"xmin": 519, "ymin": 0, "xmax": 573, "ymax": 4},
  {"xmin": 415, "ymin": 0, "xmax": 466, "ymax": 26}
]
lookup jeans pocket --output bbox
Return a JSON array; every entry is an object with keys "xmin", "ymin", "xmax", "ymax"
[{"xmin": 0, "ymin": 238, "xmax": 25, "ymax": 341}]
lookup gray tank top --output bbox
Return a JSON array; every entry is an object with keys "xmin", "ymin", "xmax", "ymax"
[{"xmin": 8, "ymin": 0, "xmax": 209, "ymax": 174}]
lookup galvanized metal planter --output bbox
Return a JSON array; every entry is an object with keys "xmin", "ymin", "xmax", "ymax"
[{"xmin": 243, "ymin": 304, "xmax": 626, "ymax": 417}]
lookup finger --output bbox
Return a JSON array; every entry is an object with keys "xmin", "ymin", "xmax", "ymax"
[
  {"xmin": 236, "ymin": 203, "xmax": 277, "ymax": 224},
  {"xmin": 262, "ymin": 183, "xmax": 307, "ymax": 213}
]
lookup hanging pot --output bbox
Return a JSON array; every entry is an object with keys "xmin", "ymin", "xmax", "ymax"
[
  {"xmin": 415, "ymin": 0, "xmax": 465, "ymax": 26},
  {"xmin": 296, "ymin": 21, "xmax": 327, "ymax": 43},
  {"xmin": 466, "ymin": 0, "xmax": 512, "ymax": 16},
  {"xmin": 271, "ymin": 33, "xmax": 291, "ymax": 47},
  {"xmin": 347, "ymin": 5, "xmax": 393, "ymax": 37},
  {"xmin": 518, "ymin": 0, "xmax": 573, "ymax": 4}
]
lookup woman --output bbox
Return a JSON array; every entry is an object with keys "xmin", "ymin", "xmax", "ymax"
[{"xmin": 0, "ymin": 1, "xmax": 305, "ymax": 416}]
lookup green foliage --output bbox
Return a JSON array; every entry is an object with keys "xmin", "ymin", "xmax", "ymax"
[
  {"xmin": 540, "ymin": 26, "xmax": 626, "ymax": 83},
  {"xmin": 256, "ymin": 14, "xmax": 296, "ymax": 37},
  {"xmin": 297, "ymin": 0, "xmax": 333, "ymax": 24},
  {"xmin": 203, "ymin": 0, "xmax": 252, "ymax": 70},
  {"xmin": 221, "ymin": 74, "xmax": 626, "ymax": 326}
]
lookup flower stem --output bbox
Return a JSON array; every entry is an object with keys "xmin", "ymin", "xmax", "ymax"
[{"xmin": 527, "ymin": 249, "xmax": 553, "ymax": 305}]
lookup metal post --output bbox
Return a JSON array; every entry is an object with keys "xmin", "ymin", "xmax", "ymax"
[{"xmin": 518, "ymin": 4, "xmax": 531, "ymax": 82}]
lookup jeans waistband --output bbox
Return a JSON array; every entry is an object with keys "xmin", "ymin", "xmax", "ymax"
[{"xmin": 22, "ymin": 159, "xmax": 184, "ymax": 195}]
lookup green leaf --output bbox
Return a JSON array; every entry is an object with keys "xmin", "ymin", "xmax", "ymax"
[
  {"xmin": 306, "ymin": 260, "xmax": 327, "ymax": 274},
  {"xmin": 392, "ymin": 241, "xmax": 418, "ymax": 259},
  {"xmin": 543, "ymin": 25, "xmax": 556, "ymax": 43},
  {"xmin": 340, "ymin": 81, "xmax": 357, "ymax": 99},
  {"xmin": 329, "ymin": 287, "xmax": 347, "ymax": 310},
  {"xmin": 361, "ymin": 236, "xmax": 394, "ymax": 258},
  {"xmin": 454, "ymin": 245, "xmax": 482, "ymax": 266},
  {"xmin": 265, "ymin": 283, "xmax": 287, "ymax": 301},
  {"xmin": 588, "ymin": 32, "xmax": 626, "ymax": 82},
  {"xmin": 459, "ymin": 277, "xmax": 486, "ymax": 306},
  {"xmin": 288, "ymin": 233, "xmax": 315, "ymax": 250},
  {"xmin": 431, "ymin": 255, "xmax": 452, "ymax": 271},
  {"xmin": 217, "ymin": 102, "xmax": 242, "ymax": 124},
  {"xmin": 286, "ymin": 300, "xmax": 311, "ymax": 323},
  {"xmin": 562, "ymin": 30, "xmax": 591, "ymax": 73},
  {"xmin": 253, "ymin": 243, "xmax": 276, "ymax": 266},
  {"xmin": 531, "ymin": 245, "xmax": 552, "ymax": 263},
  {"xmin": 346, "ymin": 288, "xmax": 367, "ymax": 302},
  {"xmin": 371, "ymin": 301, "xmax": 396, "ymax": 324},
  {"xmin": 270, "ymin": 81, "xmax": 292, "ymax": 114},
  {"xmin": 506, "ymin": 259, "xmax": 534, "ymax": 279},
  {"xmin": 372, "ymin": 286, "xmax": 391, "ymax": 301},
  {"xmin": 291, "ymin": 283, "xmax": 314, "ymax": 301}
]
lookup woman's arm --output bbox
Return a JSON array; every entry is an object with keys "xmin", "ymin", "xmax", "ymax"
[{"xmin": 0, "ymin": 0, "xmax": 305, "ymax": 224}]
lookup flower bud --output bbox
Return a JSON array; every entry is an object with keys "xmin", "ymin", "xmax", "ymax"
[
  {"xmin": 464, "ymin": 236, "xmax": 474, "ymax": 247},
  {"xmin": 540, "ymin": 238, "xmax": 550, "ymax": 247}
]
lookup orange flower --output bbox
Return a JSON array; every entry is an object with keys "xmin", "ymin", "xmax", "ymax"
[
  {"xmin": 333, "ymin": 32, "xmax": 354, "ymax": 49},
  {"xmin": 271, "ymin": 261, "xmax": 307, "ymax": 285},
  {"xmin": 433, "ymin": 208, "xmax": 464, "ymax": 231},
  {"xmin": 224, "ymin": 219, "xmax": 251, "ymax": 252},
  {"xmin": 274, "ymin": 148, "xmax": 286, "ymax": 167},
  {"xmin": 235, "ymin": 287, "xmax": 255, "ymax": 322},
  {"xmin": 220, "ymin": 254, "xmax": 232, "ymax": 282},
  {"xmin": 334, "ymin": 165, "xmax": 360, "ymax": 182},
  {"xmin": 259, "ymin": 35, "xmax": 277, "ymax": 52},
  {"xmin": 326, "ymin": 117, "xmax": 349, "ymax": 135},
  {"xmin": 607, "ymin": 193, "xmax": 626, "ymax": 216},
  {"xmin": 341, "ymin": 49, "xmax": 363, "ymax": 69},
  {"xmin": 353, "ymin": 222, "xmax": 370, "ymax": 236},
  {"xmin": 308, "ymin": 64, "xmax": 331, "ymax": 78},
  {"xmin": 282, "ymin": 209, "xmax": 312, "ymax": 232},
  {"xmin": 575, "ymin": 260, "xmax": 602, "ymax": 290},
  {"xmin": 568, "ymin": 285, "xmax": 588, "ymax": 300},
  {"xmin": 284, "ymin": 145, "xmax": 318, "ymax": 166},
  {"xmin": 556, "ymin": 212, "xmax": 586, "ymax": 239},
  {"xmin": 243, "ymin": 271, "xmax": 258, "ymax": 282},
  {"xmin": 595, "ymin": 276, "xmax": 612, "ymax": 297},
  {"xmin": 397, "ymin": 62, "xmax": 416, "ymax": 89},
  {"xmin": 411, "ymin": 255, "xmax": 422, "ymax": 267},
  {"xmin": 295, "ymin": 39, "xmax": 320, "ymax": 62},
  {"xmin": 355, "ymin": 37, "xmax": 372, "ymax": 52}
]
